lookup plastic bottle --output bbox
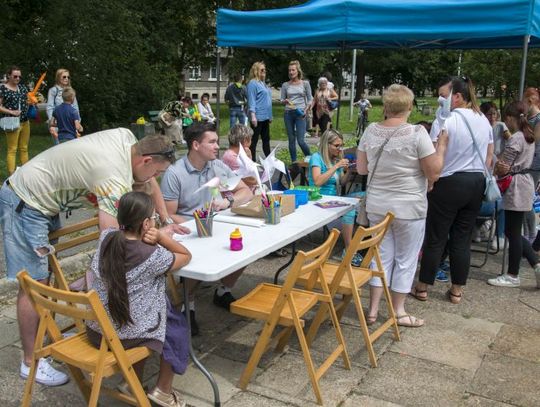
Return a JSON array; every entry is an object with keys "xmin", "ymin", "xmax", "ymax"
[{"xmin": 230, "ymin": 228, "xmax": 243, "ymax": 251}]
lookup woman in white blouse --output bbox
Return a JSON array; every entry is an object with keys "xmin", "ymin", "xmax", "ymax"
[
  {"xmin": 357, "ymin": 84, "xmax": 447, "ymax": 327},
  {"xmin": 197, "ymin": 93, "xmax": 216, "ymax": 124}
]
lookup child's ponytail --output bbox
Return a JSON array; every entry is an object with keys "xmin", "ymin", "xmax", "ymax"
[
  {"xmin": 100, "ymin": 232, "xmax": 132, "ymax": 327},
  {"xmin": 503, "ymin": 101, "xmax": 534, "ymax": 144}
]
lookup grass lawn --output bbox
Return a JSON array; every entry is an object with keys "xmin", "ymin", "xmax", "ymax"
[{"xmin": 0, "ymin": 97, "xmax": 441, "ymax": 180}]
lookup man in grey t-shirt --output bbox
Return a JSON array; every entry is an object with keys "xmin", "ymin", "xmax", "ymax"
[{"xmin": 161, "ymin": 122, "xmax": 253, "ymax": 334}]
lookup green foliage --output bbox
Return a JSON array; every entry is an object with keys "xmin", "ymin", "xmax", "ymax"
[{"xmin": 2, "ymin": 0, "xmax": 539, "ymax": 136}]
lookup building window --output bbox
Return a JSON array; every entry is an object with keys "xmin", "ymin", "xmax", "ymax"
[
  {"xmin": 189, "ymin": 67, "xmax": 201, "ymax": 81},
  {"xmin": 208, "ymin": 67, "xmax": 221, "ymax": 81},
  {"xmin": 211, "ymin": 93, "xmax": 217, "ymax": 99},
  {"xmin": 191, "ymin": 93, "xmax": 199, "ymax": 100}
]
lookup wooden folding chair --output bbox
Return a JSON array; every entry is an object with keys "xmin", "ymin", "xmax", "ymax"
[
  {"xmin": 230, "ymin": 229, "xmax": 350, "ymax": 405},
  {"xmin": 17, "ymin": 270, "xmax": 152, "ymax": 407},
  {"xmin": 48, "ymin": 217, "xmax": 100, "ymax": 293},
  {"xmin": 48, "ymin": 217, "xmax": 183, "ymax": 307},
  {"xmin": 297, "ymin": 212, "xmax": 399, "ymax": 368}
]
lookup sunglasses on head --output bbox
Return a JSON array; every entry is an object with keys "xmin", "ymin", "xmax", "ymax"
[{"xmin": 142, "ymin": 148, "xmax": 175, "ymax": 161}]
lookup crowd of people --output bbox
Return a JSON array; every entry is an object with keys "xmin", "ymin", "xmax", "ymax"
[{"xmin": 2, "ymin": 62, "xmax": 540, "ymax": 407}]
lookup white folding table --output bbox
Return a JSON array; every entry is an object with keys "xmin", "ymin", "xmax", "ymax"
[{"xmin": 172, "ymin": 196, "xmax": 358, "ymax": 406}]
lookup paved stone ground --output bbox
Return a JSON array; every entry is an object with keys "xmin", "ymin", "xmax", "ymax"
[
  {"xmin": 0, "ymin": 231, "xmax": 538, "ymax": 406},
  {"xmin": 1, "ymin": 134, "xmax": 539, "ymax": 406}
]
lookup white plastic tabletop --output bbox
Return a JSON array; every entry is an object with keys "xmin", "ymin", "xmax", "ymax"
[{"xmin": 172, "ymin": 196, "xmax": 358, "ymax": 281}]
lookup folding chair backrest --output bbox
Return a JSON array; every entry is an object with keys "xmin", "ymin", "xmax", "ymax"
[
  {"xmin": 278, "ymin": 229, "xmax": 340, "ymax": 305},
  {"xmin": 343, "ymin": 212, "xmax": 394, "ymax": 268},
  {"xmin": 48, "ymin": 217, "xmax": 99, "ymax": 291},
  {"xmin": 329, "ymin": 213, "xmax": 394, "ymax": 292},
  {"xmin": 18, "ymin": 270, "xmax": 100, "ymax": 343}
]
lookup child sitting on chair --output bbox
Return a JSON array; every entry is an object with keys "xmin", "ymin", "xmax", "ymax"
[{"xmin": 86, "ymin": 191, "xmax": 192, "ymax": 407}]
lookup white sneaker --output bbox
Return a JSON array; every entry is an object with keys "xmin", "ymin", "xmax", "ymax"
[
  {"xmin": 487, "ymin": 274, "xmax": 520, "ymax": 288},
  {"xmin": 534, "ymin": 264, "xmax": 540, "ymax": 289},
  {"xmin": 20, "ymin": 358, "xmax": 69, "ymax": 386}
]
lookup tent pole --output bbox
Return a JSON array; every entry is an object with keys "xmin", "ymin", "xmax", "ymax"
[
  {"xmin": 216, "ymin": 47, "xmax": 221, "ymax": 131},
  {"xmin": 336, "ymin": 42, "xmax": 345, "ymax": 130},
  {"xmin": 350, "ymin": 49, "xmax": 357, "ymax": 121},
  {"xmin": 518, "ymin": 35, "xmax": 530, "ymax": 100}
]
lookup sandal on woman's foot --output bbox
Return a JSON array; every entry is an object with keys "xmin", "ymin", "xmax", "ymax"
[
  {"xmin": 409, "ymin": 287, "xmax": 428, "ymax": 301},
  {"xmin": 396, "ymin": 314, "xmax": 424, "ymax": 328},
  {"xmin": 447, "ymin": 289, "xmax": 462, "ymax": 304},
  {"xmin": 365, "ymin": 314, "xmax": 378, "ymax": 326}
]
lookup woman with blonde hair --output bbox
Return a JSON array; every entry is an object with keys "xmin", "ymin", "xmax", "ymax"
[
  {"xmin": 309, "ymin": 128, "xmax": 362, "ymax": 265},
  {"xmin": 47, "ymin": 68, "xmax": 80, "ymax": 144},
  {"xmin": 247, "ymin": 61, "xmax": 272, "ymax": 158},
  {"xmin": 281, "ymin": 60, "xmax": 313, "ymax": 162},
  {"xmin": 358, "ymin": 84, "xmax": 447, "ymax": 326}
]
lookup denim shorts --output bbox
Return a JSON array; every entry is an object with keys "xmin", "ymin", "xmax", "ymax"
[
  {"xmin": 0, "ymin": 182, "xmax": 61, "ymax": 281},
  {"xmin": 342, "ymin": 191, "xmax": 364, "ymax": 225}
]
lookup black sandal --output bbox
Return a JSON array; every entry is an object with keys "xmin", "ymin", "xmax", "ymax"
[
  {"xmin": 446, "ymin": 289, "xmax": 462, "ymax": 304},
  {"xmin": 409, "ymin": 287, "xmax": 428, "ymax": 302}
]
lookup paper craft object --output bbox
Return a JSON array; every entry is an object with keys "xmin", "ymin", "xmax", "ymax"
[
  {"xmin": 194, "ymin": 176, "xmax": 241, "ymax": 194},
  {"xmin": 260, "ymin": 145, "xmax": 287, "ymax": 183}
]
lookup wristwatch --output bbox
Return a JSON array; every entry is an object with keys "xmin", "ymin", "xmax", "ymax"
[{"xmin": 226, "ymin": 195, "xmax": 235, "ymax": 208}]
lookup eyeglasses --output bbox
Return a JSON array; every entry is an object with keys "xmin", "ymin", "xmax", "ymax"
[
  {"xmin": 330, "ymin": 143, "xmax": 344, "ymax": 148},
  {"xmin": 12, "ymin": 75, "xmax": 21, "ymax": 79},
  {"xmin": 260, "ymin": 69, "xmax": 266, "ymax": 72},
  {"xmin": 142, "ymin": 148, "xmax": 176, "ymax": 161},
  {"xmin": 62, "ymin": 75, "xmax": 70, "ymax": 79}
]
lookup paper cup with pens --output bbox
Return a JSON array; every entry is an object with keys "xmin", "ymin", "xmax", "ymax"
[
  {"xmin": 193, "ymin": 206, "xmax": 214, "ymax": 237},
  {"xmin": 262, "ymin": 194, "xmax": 281, "ymax": 225}
]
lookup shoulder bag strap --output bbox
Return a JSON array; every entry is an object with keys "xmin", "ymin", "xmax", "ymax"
[
  {"xmin": 453, "ymin": 110, "xmax": 490, "ymax": 177},
  {"xmin": 366, "ymin": 126, "xmax": 401, "ymax": 189}
]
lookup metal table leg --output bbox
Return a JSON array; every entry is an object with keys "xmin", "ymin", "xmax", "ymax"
[
  {"xmin": 273, "ymin": 242, "xmax": 296, "ymax": 284},
  {"xmin": 183, "ymin": 280, "xmax": 221, "ymax": 407}
]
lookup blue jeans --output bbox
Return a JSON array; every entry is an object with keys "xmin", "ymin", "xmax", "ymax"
[
  {"xmin": 0, "ymin": 183, "xmax": 61, "ymax": 281},
  {"xmin": 284, "ymin": 110, "xmax": 310, "ymax": 162},
  {"xmin": 229, "ymin": 106, "xmax": 247, "ymax": 128}
]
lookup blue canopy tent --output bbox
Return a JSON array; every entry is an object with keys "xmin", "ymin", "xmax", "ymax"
[{"xmin": 216, "ymin": 0, "xmax": 540, "ymax": 125}]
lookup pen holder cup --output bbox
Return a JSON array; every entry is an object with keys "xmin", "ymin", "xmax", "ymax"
[
  {"xmin": 263, "ymin": 206, "xmax": 281, "ymax": 225},
  {"xmin": 195, "ymin": 217, "xmax": 213, "ymax": 237}
]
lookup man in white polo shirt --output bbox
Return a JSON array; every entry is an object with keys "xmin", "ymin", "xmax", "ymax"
[{"xmin": 161, "ymin": 122, "xmax": 253, "ymax": 335}]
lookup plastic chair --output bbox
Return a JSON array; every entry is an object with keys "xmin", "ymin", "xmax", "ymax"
[
  {"xmin": 230, "ymin": 229, "xmax": 350, "ymax": 405},
  {"xmin": 17, "ymin": 270, "xmax": 151, "ymax": 407},
  {"xmin": 296, "ymin": 212, "xmax": 399, "ymax": 367}
]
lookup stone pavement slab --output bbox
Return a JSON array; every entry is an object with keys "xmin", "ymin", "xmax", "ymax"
[
  {"xmin": 342, "ymin": 394, "xmax": 404, "ymax": 407},
  {"xmin": 489, "ymin": 324, "xmax": 540, "ymax": 363},
  {"xmin": 359, "ymin": 352, "xmax": 474, "ymax": 407},
  {"xmin": 469, "ymin": 353, "xmax": 540, "ymax": 407},
  {"xmin": 391, "ymin": 310, "xmax": 502, "ymax": 371}
]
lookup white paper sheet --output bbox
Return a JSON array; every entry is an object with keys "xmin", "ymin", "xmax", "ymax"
[{"xmin": 213, "ymin": 214, "xmax": 265, "ymax": 228}]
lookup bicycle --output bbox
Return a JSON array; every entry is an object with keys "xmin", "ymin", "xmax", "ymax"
[{"xmin": 355, "ymin": 106, "xmax": 369, "ymax": 142}]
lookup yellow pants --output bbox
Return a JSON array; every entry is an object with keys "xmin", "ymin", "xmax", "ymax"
[{"xmin": 5, "ymin": 120, "xmax": 30, "ymax": 174}]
